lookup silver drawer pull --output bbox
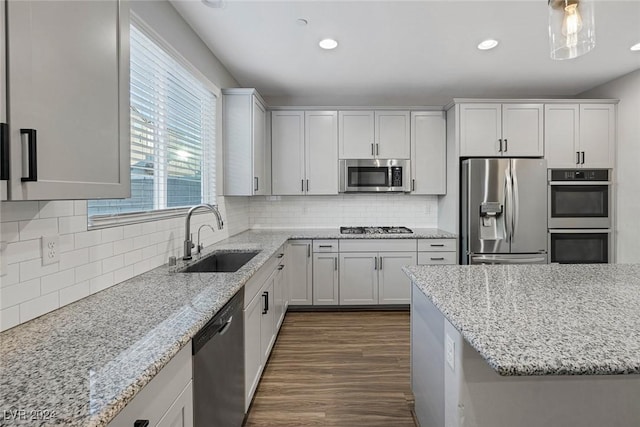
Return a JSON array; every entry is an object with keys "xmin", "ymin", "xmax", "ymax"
[
  {"xmin": 318, "ymin": 245, "xmax": 333, "ymax": 248},
  {"xmin": 430, "ymin": 257, "xmax": 445, "ymax": 261},
  {"xmin": 430, "ymin": 244, "xmax": 445, "ymax": 247}
]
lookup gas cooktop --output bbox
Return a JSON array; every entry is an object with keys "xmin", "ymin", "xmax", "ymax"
[{"xmin": 340, "ymin": 226, "xmax": 414, "ymax": 234}]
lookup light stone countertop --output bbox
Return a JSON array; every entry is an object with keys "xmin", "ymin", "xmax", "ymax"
[
  {"xmin": 0, "ymin": 227, "xmax": 454, "ymax": 426},
  {"xmin": 404, "ymin": 263, "xmax": 640, "ymax": 376}
]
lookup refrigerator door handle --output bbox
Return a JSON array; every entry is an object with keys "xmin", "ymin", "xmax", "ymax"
[
  {"xmin": 504, "ymin": 167, "xmax": 513, "ymax": 243},
  {"xmin": 471, "ymin": 255, "xmax": 547, "ymax": 264},
  {"xmin": 511, "ymin": 165, "xmax": 519, "ymax": 243}
]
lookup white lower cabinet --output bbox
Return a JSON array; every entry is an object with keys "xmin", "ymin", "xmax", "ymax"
[
  {"xmin": 339, "ymin": 253, "xmax": 378, "ymax": 305},
  {"xmin": 313, "ymin": 253, "xmax": 339, "ymax": 305},
  {"xmin": 378, "ymin": 252, "xmax": 417, "ymax": 304},
  {"xmin": 108, "ymin": 344, "xmax": 193, "ymax": 427},
  {"xmin": 243, "ymin": 246, "xmax": 288, "ymax": 412},
  {"xmin": 287, "ymin": 240, "xmax": 313, "ymax": 305}
]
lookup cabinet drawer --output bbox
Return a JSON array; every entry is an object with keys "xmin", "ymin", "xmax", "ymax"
[
  {"xmin": 313, "ymin": 240, "xmax": 338, "ymax": 253},
  {"xmin": 339, "ymin": 239, "xmax": 416, "ymax": 253},
  {"xmin": 417, "ymin": 252, "xmax": 457, "ymax": 265},
  {"xmin": 417, "ymin": 239, "xmax": 456, "ymax": 252},
  {"xmin": 107, "ymin": 343, "xmax": 192, "ymax": 427}
]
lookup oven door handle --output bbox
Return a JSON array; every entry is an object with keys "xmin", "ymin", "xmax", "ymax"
[
  {"xmin": 548, "ymin": 181, "xmax": 611, "ymax": 186},
  {"xmin": 548, "ymin": 229, "xmax": 612, "ymax": 234}
]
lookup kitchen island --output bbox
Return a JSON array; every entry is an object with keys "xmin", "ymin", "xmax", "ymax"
[{"xmin": 404, "ymin": 264, "xmax": 640, "ymax": 427}]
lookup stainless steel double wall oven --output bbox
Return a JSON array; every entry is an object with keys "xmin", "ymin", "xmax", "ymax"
[{"xmin": 547, "ymin": 169, "xmax": 612, "ymax": 263}]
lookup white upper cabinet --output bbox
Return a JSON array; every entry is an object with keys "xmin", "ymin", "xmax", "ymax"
[
  {"xmin": 545, "ymin": 103, "xmax": 615, "ymax": 169},
  {"xmin": 272, "ymin": 110, "xmax": 338, "ymax": 195},
  {"xmin": 5, "ymin": 0, "xmax": 130, "ymax": 200},
  {"xmin": 272, "ymin": 111, "xmax": 304, "ymax": 195},
  {"xmin": 223, "ymin": 89, "xmax": 269, "ymax": 196},
  {"xmin": 375, "ymin": 111, "xmax": 411, "ymax": 159},
  {"xmin": 339, "ymin": 110, "xmax": 410, "ymax": 159},
  {"xmin": 459, "ymin": 103, "xmax": 543, "ymax": 157},
  {"xmin": 410, "ymin": 111, "xmax": 446, "ymax": 195}
]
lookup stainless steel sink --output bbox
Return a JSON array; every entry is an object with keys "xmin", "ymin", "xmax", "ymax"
[{"xmin": 181, "ymin": 251, "xmax": 260, "ymax": 273}]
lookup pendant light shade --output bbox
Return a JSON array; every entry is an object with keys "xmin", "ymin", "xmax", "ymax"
[{"xmin": 548, "ymin": 0, "xmax": 596, "ymax": 60}]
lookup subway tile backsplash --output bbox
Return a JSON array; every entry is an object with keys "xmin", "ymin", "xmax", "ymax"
[
  {"xmin": 250, "ymin": 194, "xmax": 438, "ymax": 229},
  {"xmin": 0, "ymin": 196, "xmax": 250, "ymax": 331},
  {"xmin": 0, "ymin": 193, "xmax": 436, "ymax": 331}
]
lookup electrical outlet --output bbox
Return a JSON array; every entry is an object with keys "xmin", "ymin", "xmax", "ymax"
[
  {"xmin": 41, "ymin": 235, "xmax": 60, "ymax": 266},
  {"xmin": 445, "ymin": 334, "xmax": 455, "ymax": 371}
]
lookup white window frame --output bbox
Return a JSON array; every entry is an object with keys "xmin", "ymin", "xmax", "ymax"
[{"xmin": 88, "ymin": 14, "xmax": 222, "ymax": 229}]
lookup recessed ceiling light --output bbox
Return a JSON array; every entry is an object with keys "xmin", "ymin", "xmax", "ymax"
[
  {"xmin": 477, "ymin": 39, "xmax": 499, "ymax": 50},
  {"xmin": 631, "ymin": 42, "xmax": 640, "ymax": 51},
  {"xmin": 297, "ymin": 18, "xmax": 308, "ymax": 26},
  {"xmin": 319, "ymin": 38, "xmax": 338, "ymax": 50}
]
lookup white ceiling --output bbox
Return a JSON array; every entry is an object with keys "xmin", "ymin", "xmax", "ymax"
[{"xmin": 170, "ymin": 0, "xmax": 640, "ymax": 106}]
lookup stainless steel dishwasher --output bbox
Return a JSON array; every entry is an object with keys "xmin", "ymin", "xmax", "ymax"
[{"xmin": 193, "ymin": 290, "xmax": 244, "ymax": 427}]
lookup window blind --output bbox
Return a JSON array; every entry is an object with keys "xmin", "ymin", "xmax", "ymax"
[{"xmin": 88, "ymin": 23, "xmax": 216, "ymax": 223}]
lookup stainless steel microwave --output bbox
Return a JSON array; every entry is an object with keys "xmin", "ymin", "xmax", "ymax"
[{"xmin": 339, "ymin": 159, "xmax": 410, "ymax": 193}]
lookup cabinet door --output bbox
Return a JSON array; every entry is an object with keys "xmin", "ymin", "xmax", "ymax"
[
  {"xmin": 313, "ymin": 253, "xmax": 339, "ymax": 305},
  {"xmin": 260, "ymin": 279, "xmax": 276, "ymax": 362},
  {"xmin": 252, "ymin": 97, "xmax": 268, "ymax": 195},
  {"xmin": 272, "ymin": 111, "xmax": 304, "ymax": 195},
  {"xmin": 274, "ymin": 265, "xmax": 286, "ymax": 330},
  {"xmin": 339, "ymin": 111, "xmax": 375, "ymax": 159},
  {"xmin": 156, "ymin": 381, "xmax": 194, "ymax": 427},
  {"xmin": 287, "ymin": 240, "xmax": 313, "ymax": 305},
  {"xmin": 6, "ymin": 0, "xmax": 129, "ymax": 200},
  {"xmin": 306, "ymin": 111, "xmax": 338, "ymax": 195},
  {"xmin": 459, "ymin": 103, "xmax": 502, "ymax": 157},
  {"xmin": 244, "ymin": 294, "xmax": 263, "ymax": 410},
  {"xmin": 411, "ymin": 111, "xmax": 446, "ymax": 194},
  {"xmin": 545, "ymin": 104, "xmax": 580, "ymax": 168},
  {"xmin": 501, "ymin": 104, "xmax": 544, "ymax": 157},
  {"xmin": 580, "ymin": 104, "xmax": 616, "ymax": 168},
  {"xmin": 378, "ymin": 252, "xmax": 416, "ymax": 304},
  {"xmin": 339, "ymin": 252, "xmax": 378, "ymax": 305},
  {"xmin": 0, "ymin": 0, "xmax": 6, "ymax": 201},
  {"xmin": 376, "ymin": 111, "xmax": 410, "ymax": 159}
]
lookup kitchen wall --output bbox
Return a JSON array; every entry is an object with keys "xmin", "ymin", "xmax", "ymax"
[
  {"xmin": 249, "ymin": 195, "xmax": 438, "ymax": 229},
  {"xmin": 580, "ymin": 69, "xmax": 640, "ymax": 263},
  {"xmin": 0, "ymin": 0, "xmax": 249, "ymax": 332}
]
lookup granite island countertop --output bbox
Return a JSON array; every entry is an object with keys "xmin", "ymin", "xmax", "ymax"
[
  {"xmin": 0, "ymin": 227, "xmax": 454, "ymax": 426},
  {"xmin": 404, "ymin": 263, "xmax": 640, "ymax": 376}
]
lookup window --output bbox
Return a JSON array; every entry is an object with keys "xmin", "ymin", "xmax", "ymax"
[{"xmin": 89, "ymin": 22, "xmax": 217, "ymax": 226}]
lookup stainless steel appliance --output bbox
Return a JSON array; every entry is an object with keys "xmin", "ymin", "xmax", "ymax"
[
  {"xmin": 339, "ymin": 159, "xmax": 410, "ymax": 193},
  {"xmin": 548, "ymin": 229, "xmax": 611, "ymax": 264},
  {"xmin": 548, "ymin": 169, "xmax": 611, "ymax": 229},
  {"xmin": 461, "ymin": 158, "xmax": 548, "ymax": 265},
  {"xmin": 340, "ymin": 226, "xmax": 413, "ymax": 234},
  {"xmin": 193, "ymin": 290, "xmax": 244, "ymax": 427}
]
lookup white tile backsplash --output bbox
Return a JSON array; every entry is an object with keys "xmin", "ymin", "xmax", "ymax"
[
  {"xmin": 0, "ymin": 195, "xmax": 250, "ymax": 331},
  {"xmin": 249, "ymin": 194, "xmax": 438, "ymax": 229}
]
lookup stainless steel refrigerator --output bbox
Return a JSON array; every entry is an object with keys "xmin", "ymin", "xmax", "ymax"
[{"xmin": 461, "ymin": 158, "xmax": 548, "ymax": 265}]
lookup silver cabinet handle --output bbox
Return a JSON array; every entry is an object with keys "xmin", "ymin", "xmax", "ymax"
[
  {"xmin": 21, "ymin": 129, "xmax": 38, "ymax": 182},
  {"xmin": 376, "ymin": 144, "xmax": 379, "ymax": 156},
  {"xmin": 411, "ymin": 179, "xmax": 415, "ymax": 192},
  {"xmin": 498, "ymin": 138, "xmax": 503, "ymax": 152},
  {"xmin": 504, "ymin": 138, "xmax": 508, "ymax": 152},
  {"xmin": 301, "ymin": 179, "xmax": 304, "ymax": 192},
  {"xmin": 371, "ymin": 143, "xmax": 374, "ymax": 156},
  {"xmin": 581, "ymin": 151, "xmax": 585, "ymax": 164},
  {"xmin": 306, "ymin": 179, "xmax": 309, "ymax": 192},
  {"xmin": 576, "ymin": 151, "xmax": 580, "ymax": 164},
  {"xmin": 374, "ymin": 256, "xmax": 377, "ymax": 270},
  {"xmin": 430, "ymin": 257, "xmax": 445, "ymax": 261},
  {"xmin": 430, "ymin": 244, "xmax": 444, "ymax": 247},
  {"xmin": 379, "ymin": 256, "xmax": 383, "ymax": 270},
  {"xmin": 334, "ymin": 257, "xmax": 338, "ymax": 271},
  {"xmin": 254, "ymin": 177, "xmax": 259, "ymax": 192},
  {"xmin": 307, "ymin": 244, "xmax": 311, "ymax": 258},
  {"xmin": 319, "ymin": 245, "xmax": 333, "ymax": 248},
  {"xmin": 278, "ymin": 265, "xmax": 285, "ymax": 270},
  {"xmin": 277, "ymin": 253, "xmax": 284, "ymax": 258}
]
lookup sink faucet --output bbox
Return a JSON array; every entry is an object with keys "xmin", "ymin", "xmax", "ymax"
[{"xmin": 183, "ymin": 204, "xmax": 224, "ymax": 260}]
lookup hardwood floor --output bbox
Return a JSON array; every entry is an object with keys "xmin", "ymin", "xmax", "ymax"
[{"xmin": 244, "ymin": 311, "xmax": 415, "ymax": 427}]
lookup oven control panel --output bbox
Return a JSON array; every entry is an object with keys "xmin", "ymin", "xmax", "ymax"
[{"xmin": 550, "ymin": 169, "xmax": 609, "ymax": 181}]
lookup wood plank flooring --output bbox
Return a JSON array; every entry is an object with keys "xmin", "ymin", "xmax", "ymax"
[{"xmin": 244, "ymin": 311, "xmax": 415, "ymax": 427}]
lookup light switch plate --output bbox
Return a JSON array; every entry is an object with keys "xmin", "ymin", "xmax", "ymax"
[
  {"xmin": 41, "ymin": 235, "xmax": 60, "ymax": 266},
  {"xmin": 446, "ymin": 333, "xmax": 455, "ymax": 371}
]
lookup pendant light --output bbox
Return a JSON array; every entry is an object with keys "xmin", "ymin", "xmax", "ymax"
[{"xmin": 548, "ymin": 0, "xmax": 596, "ymax": 60}]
